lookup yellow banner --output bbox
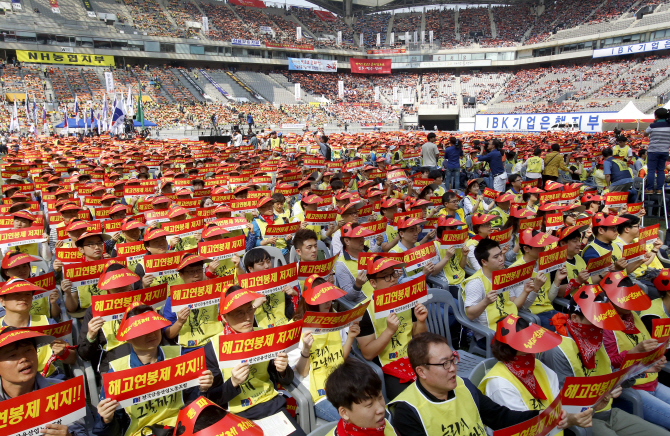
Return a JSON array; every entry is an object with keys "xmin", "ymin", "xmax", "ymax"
[{"xmin": 16, "ymin": 50, "xmax": 115, "ymax": 66}]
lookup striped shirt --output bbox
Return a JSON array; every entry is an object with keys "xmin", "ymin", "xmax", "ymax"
[{"xmin": 646, "ymin": 120, "xmax": 670, "ymax": 153}]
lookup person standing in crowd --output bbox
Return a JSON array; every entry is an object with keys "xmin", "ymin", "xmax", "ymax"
[
  {"xmin": 542, "ymin": 144, "xmax": 569, "ymax": 186},
  {"xmin": 478, "ymin": 139, "xmax": 506, "ymax": 192},
  {"xmin": 603, "ymin": 147, "xmax": 634, "ymax": 193},
  {"xmin": 421, "ymin": 132, "xmax": 439, "ymax": 173},
  {"xmin": 443, "ymin": 136, "xmax": 463, "ymax": 191},
  {"xmin": 521, "ymin": 147, "xmax": 544, "ymax": 181},
  {"xmin": 644, "ymin": 108, "xmax": 670, "ymax": 195}
]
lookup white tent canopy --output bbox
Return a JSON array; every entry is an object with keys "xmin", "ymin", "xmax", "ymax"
[{"xmin": 602, "ymin": 101, "xmax": 654, "ymax": 130}]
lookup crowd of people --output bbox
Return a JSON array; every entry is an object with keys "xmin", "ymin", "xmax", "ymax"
[{"xmin": 0, "ymin": 119, "xmax": 670, "ymax": 436}]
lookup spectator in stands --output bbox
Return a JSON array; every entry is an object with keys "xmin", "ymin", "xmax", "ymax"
[{"xmin": 644, "ymin": 107, "xmax": 670, "ymax": 194}]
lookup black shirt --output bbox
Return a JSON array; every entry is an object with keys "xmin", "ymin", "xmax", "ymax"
[{"xmin": 390, "ymin": 378, "xmax": 539, "ymax": 436}]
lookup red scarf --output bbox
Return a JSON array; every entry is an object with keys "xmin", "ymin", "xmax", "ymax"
[
  {"xmin": 261, "ymin": 214, "xmax": 275, "ymax": 225},
  {"xmin": 468, "ymin": 193, "xmax": 478, "ymax": 199},
  {"xmin": 503, "ymin": 354, "xmax": 547, "ymax": 400},
  {"xmin": 472, "ymin": 235, "xmax": 483, "ymax": 242},
  {"xmin": 381, "ymin": 356, "xmax": 417, "ymax": 384},
  {"xmin": 336, "ymin": 419, "xmax": 386, "ymax": 436},
  {"xmin": 621, "ymin": 313, "xmax": 640, "ymax": 335},
  {"xmin": 566, "ymin": 319, "xmax": 603, "ymax": 369},
  {"xmin": 223, "ymin": 323, "xmax": 237, "ymax": 336}
]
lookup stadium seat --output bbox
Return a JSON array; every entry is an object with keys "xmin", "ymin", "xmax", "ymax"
[
  {"xmin": 456, "ymin": 291, "xmax": 494, "ymax": 358},
  {"xmin": 306, "ymin": 422, "xmax": 336, "ymax": 436},
  {"xmin": 240, "ymin": 246, "xmax": 286, "ymax": 273},
  {"xmin": 351, "ymin": 340, "xmax": 388, "ymax": 402}
]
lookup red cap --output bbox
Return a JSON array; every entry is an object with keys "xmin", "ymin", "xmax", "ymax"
[
  {"xmin": 592, "ymin": 213, "xmax": 628, "ymax": 228},
  {"xmin": 471, "ymin": 213, "xmax": 496, "ymax": 226},
  {"xmin": 519, "ymin": 229, "xmax": 558, "ymax": 247},
  {"xmin": 219, "ymin": 288, "xmax": 264, "ymax": 316},
  {"xmin": 98, "ymin": 260, "xmax": 140, "ymax": 290},
  {"xmin": 572, "ymin": 285, "xmax": 626, "ymax": 330},
  {"xmin": 653, "ymin": 269, "xmax": 670, "ymax": 292},
  {"xmin": 395, "ymin": 216, "xmax": 426, "ymax": 229},
  {"xmin": 121, "ymin": 218, "xmax": 145, "ymax": 231},
  {"xmin": 341, "ymin": 223, "xmax": 374, "ymax": 238},
  {"xmin": 168, "ymin": 206, "xmax": 189, "ymax": 220},
  {"xmin": 110, "ymin": 203, "xmax": 129, "ymax": 215},
  {"xmin": 555, "ymin": 225, "xmax": 588, "ymax": 241},
  {"xmin": 0, "ymin": 327, "xmax": 53, "ymax": 350},
  {"xmin": 173, "ymin": 396, "xmax": 263, "ymax": 436},
  {"xmin": 1, "ymin": 252, "xmax": 38, "ymax": 270},
  {"xmin": 582, "ymin": 193, "xmax": 603, "ymax": 203},
  {"xmin": 151, "ymin": 196, "xmax": 171, "ymax": 206},
  {"xmin": 0, "ymin": 277, "xmax": 46, "ymax": 295},
  {"xmin": 366, "ymin": 256, "xmax": 404, "ymax": 276},
  {"xmin": 495, "ymin": 193, "xmax": 515, "ymax": 203},
  {"xmin": 302, "ymin": 195, "xmax": 323, "ymax": 205},
  {"xmin": 600, "ymin": 271, "xmax": 651, "ymax": 311},
  {"xmin": 176, "ymin": 253, "xmax": 211, "ymax": 271},
  {"xmin": 437, "ymin": 216, "xmax": 464, "ymax": 227},
  {"xmin": 202, "ymin": 223, "xmax": 229, "ymax": 239},
  {"xmin": 495, "ymin": 314, "xmax": 562, "ymax": 353},
  {"xmin": 12, "ymin": 210, "xmax": 35, "ymax": 221},
  {"xmin": 116, "ymin": 301, "xmax": 171, "ymax": 341},
  {"xmin": 302, "ymin": 275, "xmax": 346, "ymax": 305},
  {"xmin": 144, "ymin": 227, "xmax": 170, "ymax": 241}
]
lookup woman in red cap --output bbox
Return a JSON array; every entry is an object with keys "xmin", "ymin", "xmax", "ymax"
[
  {"xmin": 247, "ymin": 196, "xmax": 292, "ymax": 256},
  {"xmin": 463, "ymin": 178, "xmax": 491, "ymax": 216},
  {"xmin": 334, "ymin": 223, "xmax": 379, "ymax": 304},
  {"xmin": 94, "ymin": 302, "xmax": 216, "ymax": 436},
  {"xmin": 641, "ymin": 269, "xmax": 670, "ymax": 333},
  {"xmin": 464, "ymin": 213, "xmax": 496, "ymax": 271},
  {"xmin": 289, "ymin": 275, "xmax": 361, "ymax": 422},
  {"xmin": 10, "ymin": 210, "xmax": 52, "ymax": 260},
  {"xmin": 481, "ymin": 314, "xmax": 593, "ymax": 431}
]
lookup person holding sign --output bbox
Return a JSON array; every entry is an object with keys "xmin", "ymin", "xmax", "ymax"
[
  {"xmin": 0, "ymin": 278, "xmax": 75, "ymax": 378},
  {"xmin": 133, "ymin": 227, "xmax": 175, "ymax": 288},
  {"xmin": 331, "ymin": 202, "xmax": 371, "ymax": 257},
  {"xmin": 487, "ymin": 192, "xmax": 514, "ymax": 230},
  {"xmin": 508, "ymin": 229, "xmax": 563, "ymax": 330},
  {"xmin": 94, "ymin": 302, "xmax": 216, "ymax": 436},
  {"xmin": 334, "ymin": 224, "xmax": 379, "ymax": 303},
  {"xmin": 555, "ymin": 226, "xmax": 591, "ymax": 297},
  {"xmin": 292, "ymin": 194, "xmax": 326, "ymax": 243},
  {"xmin": 542, "ymin": 288, "xmax": 670, "ymax": 436},
  {"xmin": 47, "ymin": 201, "xmax": 83, "ymax": 251},
  {"xmin": 165, "ymin": 206, "xmax": 197, "ymax": 251},
  {"xmin": 522, "ymin": 186, "xmax": 543, "ymax": 214},
  {"xmin": 599, "ymin": 272, "xmax": 670, "ymax": 430},
  {"xmin": 438, "ymin": 191, "xmax": 466, "ymax": 229},
  {"xmin": 77, "ymin": 260, "xmax": 138, "ymax": 374},
  {"xmin": 0, "ymin": 251, "xmax": 61, "ymax": 320},
  {"xmin": 389, "ymin": 332, "xmax": 557, "ymax": 436},
  {"xmin": 463, "ymin": 178, "xmax": 491, "ymax": 215},
  {"xmin": 465, "ymin": 213, "xmax": 496, "ymax": 271},
  {"xmin": 480, "ymin": 315, "xmax": 594, "ymax": 430},
  {"xmin": 357, "ymin": 256, "xmax": 428, "ymax": 400},
  {"xmin": 641, "ymin": 270, "xmax": 670, "ymax": 334},
  {"xmin": 389, "ymin": 216, "xmax": 443, "ymax": 282},
  {"xmin": 289, "ymin": 275, "xmax": 360, "ymax": 422},
  {"xmin": 613, "ymin": 214, "xmax": 663, "ymax": 298},
  {"xmin": 216, "ymin": 287, "xmax": 305, "ymax": 436},
  {"xmin": 60, "ymin": 231, "xmax": 110, "ymax": 313},
  {"xmin": 378, "ymin": 197, "xmax": 403, "ymax": 252},
  {"xmin": 247, "ymin": 196, "xmax": 292, "ymax": 256},
  {"xmin": 108, "ymin": 218, "xmax": 145, "ymax": 258},
  {"xmin": 582, "ymin": 213, "xmax": 630, "ymax": 284},
  {"xmin": 434, "ymin": 216, "xmax": 469, "ymax": 292},
  {"xmin": 324, "ymin": 358, "xmax": 399, "ymax": 435},
  {"xmin": 9, "ymin": 210, "xmax": 51, "ymax": 260},
  {"xmin": 0, "ymin": 327, "xmax": 88, "ymax": 436}
]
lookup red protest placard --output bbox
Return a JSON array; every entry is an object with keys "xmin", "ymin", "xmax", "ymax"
[
  {"xmin": 27, "ymin": 272, "xmax": 56, "ymax": 301},
  {"xmin": 63, "ymin": 257, "xmax": 113, "ymax": 284},
  {"xmin": 387, "ymin": 169, "xmax": 408, "ymax": 184},
  {"xmin": 218, "ymin": 321, "xmax": 303, "ymax": 368},
  {"xmin": 412, "ymin": 178, "xmax": 435, "ymax": 189},
  {"xmin": 489, "ymin": 227, "xmax": 513, "ymax": 245},
  {"xmin": 575, "ymin": 215, "xmax": 592, "ymax": 228},
  {"xmin": 102, "ymin": 218, "xmax": 124, "ymax": 234},
  {"xmin": 357, "ymin": 252, "xmax": 404, "ymax": 272},
  {"xmin": 0, "ymin": 375, "xmax": 86, "ymax": 436},
  {"xmin": 162, "ymin": 217, "xmax": 205, "ymax": 237},
  {"xmin": 303, "ymin": 301, "xmax": 370, "ymax": 334},
  {"xmin": 482, "ymin": 187, "xmax": 498, "ymax": 200},
  {"xmin": 439, "ymin": 228, "xmax": 469, "ymax": 249},
  {"xmin": 360, "ymin": 219, "xmax": 387, "ymax": 241},
  {"xmin": 214, "ymin": 217, "xmax": 249, "ymax": 231},
  {"xmin": 265, "ymin": 221, "xmax": 301, "ymax": 239},
  {"xmin": 238, "ymin": 263, "xmax": 299, "ymax": 296},
  {"xmin": 561, "ymin": 369, "xmax": 629, "ymax": 413},
  {"xmin": 304, "ymin": 210, "xmax": 337, "ymax": 225},
  {"xmin": 198, "ymin": 235, "xmax": 246, "ymax": 260},
  {"xmin": 344, "ymin": 159, "xmax": 364, "ymax": 173},
  {"xmin": 297, "ymin": 256, "xmax": 338, "ymax": 280},
  {"xmin": 124, "ymin": 185, "xmax": 155, "ymax": 197},
  {"xmin": 357, "ymin": 203, "xmax": 374, "ymax": 217},
  {"xmin": 55, "ymin": 247, "xmax": 84, "ymax": 264},
  {"xmin": 651, "ymin": 318, "xmax": 670, "ymax": 342},
  {"xmin": 176, "ymin": 198, "xmax": 200, "ymax": 210},
  {"xmin": 519, "ymin": 216, "xmax": 543, "ymax": 231},
  {"xmin": 0, "ymin": 227, "xmax": 44, "ymax": 249},
  {"xmin": 492, "ymin": 262, "xmax": 535, "ymax": 292},
  {"xmin": 626, "ymin": 202, "xmax": 643, "ymax": 215},
  {"xmin": 230, "ymin": 199, "xmax": 257, "ymax": 214},
  {"xmin": 194, "ymin": 207, "xmax": 216, "ymax": 222},
  {"xmin": 605, "ymin": 192, "xmax": 628, "ymax": 206},
  {"xmin": 622, "ymin": 240, "xmax": 646, "ymax": 262},
  {"xmin": 545, "ymin": 213, "xmax": 564, "ymax": 231},
  {"xmin": 373, "ymin": 274, "xmax": 428, "ymax": 319},
  {"xmin": 493, "ymin": 395, "xmax": 562, "ymax": 436},
  {"xmin": 621, "ymin": 341, "xmax": 668, "ymax": 375},
  {"xmin": 539, "ymin": 190, "xmax": 562, "ymax": 204},
  {"xmin": 92, "ymin": 284, "xmax": 169, "ymax": 321},
  {"xmin": 586, "ymin": 252, "xmax": 612, "ymax": 276},
  {"xmin": 170, "ymin": 275, "xmax": 235, "ymax": 312},
  {"xmin": 275, "ymin": 184, "xmax": 299, "ymax": 197},
  {"xmin": 247, "ymin": 190, "xmax": 272, "ymax": 200},
  {"xmin": 303, "ymin": 156, "xmax": 326, "ymax": 168},
  {"xmin": 561, "ymin": 188, "xmax": 580, "ymax": 203},
  {"xmin": 103, "ymin": 348, "xmax": 206, "ymax": 408},
  {"xmin": 116, "ymin": 240, "xmax": 146, "ymax": 259},
  {"xmin": 538, "ymin": 245, "xmax": 568, "ymax": 273},
  {"xmin": 25, "ymin": 319, "xmax": 73, "ymax": 344},
  {"xmin": 640, "ymin": 224, "xmax": 660, "ymax": 243},
  {"xmin": 391, "ymin": 210, "xmax": 422, "ymax": 228},
  {"xmin": 144, "ymin": 209, "xmax": 170, "ymax": 223},
  {"xmin": 403, "ymin": 241, "xmax": 440, "ymax": 273}
]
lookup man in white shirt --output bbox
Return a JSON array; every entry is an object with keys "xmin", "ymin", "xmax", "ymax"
[{"xmin": 421, "ymin": 132, "xmax": 439, "ymax": 171}]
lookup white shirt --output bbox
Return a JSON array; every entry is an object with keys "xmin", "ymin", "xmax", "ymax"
[
  {"xmin": 234, "ymin": 133, "xmax": 242, "ymax": 146},
  {"xmin": 463, "ymin": 275, "xmax": 489, "ymax": 340},
  {"xmin": 484, "ymin": 361, "xmax": 560, "ymax": 413}
]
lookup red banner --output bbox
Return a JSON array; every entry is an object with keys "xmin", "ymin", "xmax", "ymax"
[
  {"xmin": 238, "ymin": 263, "xmax": 299, "ymax": 296},
  {"xmin": 545, "ymin": 213, "xmax": 564, "ymax": 231},
  {"xmin": 229, "ymin": 0, "xmax": 265, "ymax": 7},
  {"xmin": 493, "ymin": 395, "xmax": 562, "ymax": 436},
  {"xmin": 403, "ymin": 241, "xmax": 440, "ymax": 273},
  {"xmin": 56, "ymin": 247, "xmax": 84, "ymax": 264},
  {"xmin": 489, "ymin": 227, "xmax": 513, "ymax": 245},
  {"xmin": 217, "ymin": 321, "xmax": 303, "ymax": 368},
  {"xmin": 605, "ymin": 192, "xmax": 628, "ymax": 206},
  {"xmin": 303, "ymin": 301, "xmax": 370, "ymax": 334},
  {"xmin": 0, "ymin": 227, "xmax": 44, "ymax": 249},
  {"xmin": 391, "ymin": 210, "xmax": 422, "ymax": 228},
  {"xmin": 652, "ymin": 318, "xmax": 670, "ymax": 342},
  {"xmin": 124, "ymin": 185, "xmax": 155, "ymax": 198},
  {"xmin": 360, "ymin": 219, "xmax": 387, "ymax": 241},
  {"xmin": 314, "ymin": 10, "xmax": 336, "ymax": 21},
  {"xmin": 144, "ymin": 249, "xmax": 197, "ymax": 286},
  {"xmin": 265, "ymin": 221, "xmax": 301, "ymax": 239},
  {"xmin": 198, "ymin": 235, "xmax": 246, "ymax": 261},
  {"xmin": 214, "ymin": 217, "xmax": 249, "ymax": 231},
  {"xmin": 144, "ymin": 209, "xmax": 170, "ymax": 223},
  {"xmin": 586, "ymin": 252, "xmax": 612, "ymax": 276},
  {"xmin": 519, "ymin": 216, "xmax": 543, "ymax": 231},
  {"xmin": 103, "ymin": 348, "xmax": 206, "ymax": 408},
  {"xmin": 350, "ymin": 58, "xmax": 392, "ymax": 75},
  {"xmin": 230, "ymin": 198, "xmax": 257, "ymax": 214},
  {"xmin": 92, "ymin": 284, "xmax": 168, "ymax": 321},
  {"xmin": 575, "ymin": 215, "xmax": 592, "ymax": 228},
  {"xmin": 626, "ymin": 202, "xmax": 643, "ymax": 215},
  {"xmin": 297, "ymin": 256, "xmax": 338, "ymax": 280},
  {"xmin": 492, "ymin": 262, "xmax": 535, "ymax": 292},
  {"xmin": 171, "ymin": 275, "xmax": 235, "ymax": 312},
  {"xmin": 162, "ymin": 217, "xmax": 205, "ymax": 238},
  {"xmin": 0, "ymin": 375, "xmax": 86, "ymax": 436},
  {"xmin": 538, "ymin": 245, "xmax": 567, "ymax": 273},
  {"xmin": 25, "ymin": 319, "xmax": 73, "ymax": 343},
  {"xmin": 439, "ymin": 228, "xmax": 469, "ymax": 248},
  {"xmin": 304, "ymin": 210, "xmax": 337, "ymax": 225},
  {"xmin": 640, "ymin": 224, "xmax": 660, "ymax": 243},
  {"xmin": 373, "ymin": 274, "xmax": 428, "ymax": 319}
]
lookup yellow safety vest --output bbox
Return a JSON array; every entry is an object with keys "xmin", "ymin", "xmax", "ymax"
[
  {"xmin": 388, "ymin": 378, "xmax": 487, "ymax": 436},
  {"xmin": 294, "ymin": 213, "xmax": 322, "ymax": 241},
  {"xmin": 565, "ymin": 255, "xmax": 588, "ymax": 292},
  {"xmin": 365, "ymin": 294, "xmax": 412, "ymax": 368},
  {"xmin": 556, "ymin": 336, "xmax": 613, "ymax": 411},
  {"xmin": 253, "ymin": 216, "xmax": 287, "ymax": 251},
  {"xmin": 613, "ymin": 312, "xmax": 658, "ymax": 386},
  {"xmin": 480, "ymin": 360, "xmax": 561, "ymax": 429},
  {"xmin": 29, "ymin": 277, "xmax": 51, "ymax": 318},
  {"xmin": 1, "ymin": 315, "xmax": 55, "ymax": 377},
  {"xmin": 309, "ymin": 331, "xmax": 344, "ymax": 404},
  {"xmin": 385, "ymin": 223, "xmax": 398, "ymax": 247},
  {"xmin": 640, "ymin": 298, "xmax": 669, "ymax": 324},
  {"xmin": 326, "ymin": 420, "xmax": 398, "ymax": 436},
  {"xmin": 611, "ymin": 158, "xmax": 633, "ymax": 180},
  {"xmin": 254, "ymin": 290, "xmax": 289, "ymax": 329},
  {"xmin": 210, "ymin": 334, "xmax": 278, "ymax": 414},
  {"xmin": 177, "ymin": 302, "xmax": 224, "ymax": 349},
  {"xmin": 109, "ymin": 346, "xmax": 183, "ymax": 436},
  {"xmin": 337, "ymin": 253, "xmax": 375, "ymax": 299},
  {"xmin": 13, "ymin": 242, "xmax": 39, "ymax": 256},
  {"xmin": 462, "ymin": 269, "xmax": 517, "ymax": 331},
  {"xmin": 488, "ymin": 206, "xmax": 509, "ymax": 229},
  {"xmin": 527, "ymin": 156, "xmax": 543, "ymax": 174},
  {"xmin": 505, "ymin": 189, "xmax": 523, "ymax": 204},
  {"xmin": 613, "ymin": 144, "xmax": 630, "ymax": 159},
  {"xmin": 583, "ymin": 240, "xmax": 620, "ymax": 265},
  {"xmin": 101, "ymin": 319, "xmax": 125, "ymax": 352},
  {"xmin": 437, "ymin": 242, "xmax": 465, "ymax": 285},
  {"xmin": 510, "ymin": 258, "xmax": 552, "ymax": 315}
]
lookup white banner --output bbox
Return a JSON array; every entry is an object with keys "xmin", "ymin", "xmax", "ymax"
[
  {"xmin": 429, "ymin": 30, "xmax": 433, "ymax": 45},
  {"xmin": 338, "ymin": 80, "xmax": 344, "ymax": 99},
  {"xmin": 359, "ymin": 32, "xmax": 363, "ymax": 46},
  {"xmin": 374, "ymin": 86, "xmax": 380, "ymax": 102},
  {"xmin": 593, "ymin": 39, "xmax": 670, "ymax": 58},
  {"xmin": 413, "ymin": 31, "xmax": 417, "ymax": 43},
  {"xmin": 393, "ymin": 86, "xmax": 398, "ymax": 104},
  {"xmin": 281, "ymin": 123, "xmax": 307, "ymax": 129},
  {"xmin": 390, "ymin": 32, "xmax": 394, "ymax": 45},
  {"xmin": 421, "ymin": 30, "xmax": 425, "ymax": 44},
  {"xmin": 295, "ymin": 83, "xmax": 301, "ymax": 101},
  {"xmin": 392, "ymin": 60, "xmax": 493, "ymax": 69},
  {"xmin": 405, "ymin": 31, "xmax": 409, "ymax": 43},
  {"xmin": 474, "ymin": 111, "xmax": 612, "ymax": 133},
  {"xmin": 288, "ymin": 58, "xmax": 337, "ymax": 72},
  {"xmin": 52, "ymin": 6, "xmax": 60, "ymax": 13},
  {"xmin": 337, "ymin": 31, "xmax": 342, "ymax": 45},
  {"xmin": 202, "ymin": 16, "xmax": 209, "ymax": 33},
  {"xmin": 296, "ymin": 26, "xmax": 302, "ymax": 41},
  {"xmin": 231, "ymin": 38, "xmax": 261, "ymax": 46},
  {"xmin": 376, "ymin": 33, "xmax": 380, "ymax": 46},
  {"xmin": 104, "ymin": 72, "xmax": 114, "ymax": 93}
]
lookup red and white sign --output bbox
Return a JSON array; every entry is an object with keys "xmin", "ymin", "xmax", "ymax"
[
  {"xmin": 439, "ymin": 228, "xmax": 469, "ymax": 249},
  {"xmin": 350, "ymin": 58, "xmax": 392, "ymax": 75},
  {"xmin": 302, "ymin": 301, "xmax": 370, "ymax": 334},
  {"xmin": 403, "ymin": 241, "xmax": 440, "ymax": 273},
  {"xmin": 217, "ymin": 321, "xmax": 303, "ymax": 368},
  {"xmin": 304, "ymin": 210, "xmax": 337, "ymax": 225},
  {"xmin": 373, "ymin": 274, "xmax": 428, "ymax": 319},
  {"xmin": 492, "ymin": 262, "xmax": 535, "ymax": 292},
  {"xmin": 198, "ymin": 235, "xmax": 245, "ymax": 261},
  {"xmin": 622, "ymin": 240, "xmax": 646, "ymax": 263},
  {"xmin": 238, "ymin": 263, "xmax": 299, "ymax": 296},
  {"xmin": 171, "ymin": 275, "xmax": 235, "ymax": 312},
  {"xmin": 92, "ymin": 284, "xmax": 169, "ymax": 321},
  {"xmin": 538, "ymin": 245, "xmax": 568, "ymax": 273},
  {"xmin": 640, "ymin": 224, "xmax": 660, "ymax": 243},
  {"xmin": 586, "ymin": 252, "xmax": 612, "ymax": 276},
  {"xmin": 297, "ymin": 256, "xmax": 338, "ymax": 280}
]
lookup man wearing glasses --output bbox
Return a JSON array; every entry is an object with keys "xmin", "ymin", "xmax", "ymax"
[
  {"xmin": 61, "ymin": 231, "xmax": 110, "ymax": 313},
  {"xmin": 389, "ymin": 332, "xmax": 552, "ymax": 436},
  {"xmin": 356, "ymin": 256, "xmax": 428, "ymax": 401}
]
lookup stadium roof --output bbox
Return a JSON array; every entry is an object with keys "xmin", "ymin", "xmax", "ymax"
[{"xmin": 305, "ymin": 0, "xmax": 525, "ymax": 16}]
